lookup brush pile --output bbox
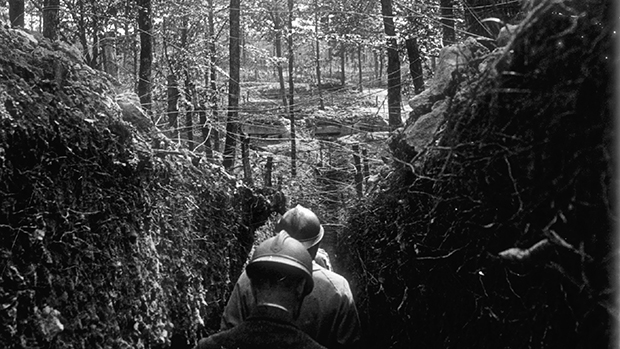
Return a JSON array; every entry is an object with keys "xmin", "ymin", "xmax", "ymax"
[{"xmin": 338, "ymin": 1, "xmax": 615, "ymax": 348}]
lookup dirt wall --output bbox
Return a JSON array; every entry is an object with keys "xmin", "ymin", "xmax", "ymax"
[
  {"xmin": 0, "ymin": 26, "xmax": 280, "ymax": 348},
  {"xmin": 338, "ymin": 1, "xmax": 615, "ymax": 348}
]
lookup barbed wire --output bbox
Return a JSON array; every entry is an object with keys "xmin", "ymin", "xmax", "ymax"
[
  {"xmin": 134, "ymin": 67, "xmax": 414, "ymax": 117},
  {"xmin": 163, "ymin": 118, "xmax": 392, "ymax": 178}
]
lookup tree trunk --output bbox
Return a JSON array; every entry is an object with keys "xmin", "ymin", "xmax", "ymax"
[
  {"xmin": 373, "ymin": 50, "xmax": 378, "ymax": 80},
  {"xmin": 328, "ymin": 47, "xmax": 333, "ymax": 78},
  {"xmin": 357, "ymin": 44, "xmax": 363, "ymax": 92},
  {"xmin": 274, "ymin": 10, "xmax": 287, "ymax": 108},
  {"xmin": 208, "ymin": 0, "xmax": 219, "ymax": 155},
  {"xmin": 405, "ymin": 37, "xmax": 424, "ymax": 94},
  {"xmin": 352, "ymin": 144, "xmax": 363, "ymax": 198},
  {"xmin": 264, "ymin": 156, "xmax": 273, "ymax": 187},
  {"xmin": 200, "ymin": 104, "xmax": 213, "ymax": 159},
  {"xmin": 77, "ymin": 7, "xmax": 92, "ymax": 64},
  {"xmin": 180, "ymin": 20, "xmax": 194, "ymax": 148},
  {"xmin": 42, "ymin": 0, "xmax": 60, "ymax": 41},
  {"xmin": 340, "ymin": 46, "xmax": 345, "ymax": 86},
  {"xmin": 102, "ymin": 31, "xmax": 118, "ymax": 78},
  {"xmin": 137, "ymin": 0, "xmax": 153, "ymax": 115},
  {"xmin": 379, "ymin": 47, "xmax": 384, "ymax": 82},
  {"xmin": 241, "ymin": 25, "xmax": 247, "ymax": 70},
  {"xmin": 314, "ymin": 0, "xmax": 324, "ymax": 110},
  {"xmin": 122, "ymin": 8, "xmax": 130, "ymax": 76},
  {"xmin": 241, "ymin": 134, "xmax": 253, "ymax": 185},
  {"xmin": 287, "ymin": 0, "xmax": 296, "ymax": 177},
  {"xmin": 9, "ymin": 0, "xmax": 25, "ymax": 28},
  {"xmin": 185, "ymin": 78, "xmax": 194, "ymax": 148},
  {"xmin": 440, "ymin": 0, "xmax": 456, "ymax": 46},
  {"xmin": 222, "ymin": 0, "xmax": 241, "ymax": 171},
  {"xmin": 362, "ymin": 147, "xmax": 369, "ymax": 179},
  {"xmin": 132, "ymin": 23, "xmax": 138, "ymax": 84},
  {"xmin": 380, "ymin": 0, "xmax": 402, "ymax": 128},
  {"xmin": 209, "ymin": 82, "xmax": 220, "ymax": 155},
  {"xmin": 167, "ymin": 74, "xmax": 180, "ymax": 142},
  {"xmin": 91, "ymin": 15, "xmax": 100, "ymax": 69}
]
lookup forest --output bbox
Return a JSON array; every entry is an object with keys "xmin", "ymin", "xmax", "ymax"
[
  {"xmin": 0, "ymin": 0, "xmax": 616, "ymax": 348},
  {"xmin": 3, "ymin": 0, "xmax": 522, "ymax": 167}
]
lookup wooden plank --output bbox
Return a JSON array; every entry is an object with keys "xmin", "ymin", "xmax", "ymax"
[{"xmin": 242, "ymin": 124, "xmax": 287, "ymax": 136}]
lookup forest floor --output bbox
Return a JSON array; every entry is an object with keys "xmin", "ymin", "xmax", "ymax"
[{"xmin": 240, "ymin": 80, "xmax": 412, "ymax": 128}]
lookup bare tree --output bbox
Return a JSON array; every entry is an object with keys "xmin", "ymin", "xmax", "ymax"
[
  {"xmin": 271, "ymin": 2, "xmax": 287, "ymax": 108},
  {"xmin": 357, "ymin": 44, "xmax": 363, "ymax": 92},
  {"xmin": 180, "ymin": 18, "xmax": 194, "ymax": 148},
  {"xmin": 43, "ymin": 0, "xmax": 60, "ymax": 40},
  {"xmin": 102, "ymin": 31, "xmax": 119, "ymax": 78},
  {"xmin": 287, "ymin": 0, "xmax": 296, "ymax": 177},
  {"xmin": 440, "ymin": 0, "xmax": 456, "ymax": 46},
  {"xmin": 167, "ymin": 73, "xmax": 180, "ymax": 140},
  {"xmin": 137, "ymin": 0, "xmax": 153, "ymax": 115},
  {"xmin": 206, "ymin": 0, "xmax": 219, "ymax": 156},
  {"xmin": 380, "ymin": 0, "xmax": 402, "ymax": 127},
  {"xmin": 352, "ymin": 144, "xmax": 363, "ymax": 197},
  {"xmin": 339, "ymin": 45, "xmax": 345, "ymax": 86},
  {"xmin": 314, "ymin": 0, "xmax": 325, "ymax": 110},
  {"xmin": 405, "ymin": 37, "xmax": 424, "ymax": 94},
  {"xmin": 222, "ymin": 0, "xmax": 241, "ymax": 170},
  {"xmin": 241, "ymin": 135, "xmax": 253, "ymax": 184}
]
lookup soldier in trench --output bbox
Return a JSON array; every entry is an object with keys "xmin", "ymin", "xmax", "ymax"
[
  {"xmin": 220, "ymin": 205, "xmax": 362, "ymax": 349},
  {"xmin": 194, "ymin": 232, "xmax": 326, "ymax": 349}
]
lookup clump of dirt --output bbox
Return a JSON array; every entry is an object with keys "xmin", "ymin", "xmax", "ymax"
[
  {"xmin": 0, "ymin": 26, "xmax": 282, "ymax": 348},
  {"xmin": 338, "ymin": 1, "xmax": 614, "ymax": 348}
]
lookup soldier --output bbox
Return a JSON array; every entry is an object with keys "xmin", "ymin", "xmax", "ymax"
[
  {"xmin": 195, "ymin": 231, "xmax": 325, "ymax": 349},
  {"xmin": 221, "ymin": 205, "xmax": 362, "ymax": 349}
]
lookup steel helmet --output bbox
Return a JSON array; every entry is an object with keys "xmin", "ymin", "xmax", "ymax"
[
  {"xmin": 275, "ymin": 205, "xmax": 324, "ymax": 249},
  {"xmin": 246, "ymin": 231, "xmax": 314, "ymax": 296}
]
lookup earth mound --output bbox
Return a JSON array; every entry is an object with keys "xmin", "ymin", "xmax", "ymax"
[
  {"xmin": 338, "ymin": 2, "xmax": 615, "ymax": 348},
  {"xmin": 0, "ymin": 26, "xmax": 282, "ymax": 348}
]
